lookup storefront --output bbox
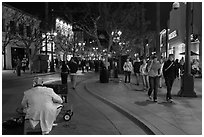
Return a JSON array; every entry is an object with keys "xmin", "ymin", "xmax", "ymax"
[{"xmin": 169, "ymin": 2, "xmax": 201, "ymax": 62}]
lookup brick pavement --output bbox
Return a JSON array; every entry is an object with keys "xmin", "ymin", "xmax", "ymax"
[{"xmin": 85, "ymin": 73, "xmax": 202, "ymax": 135}]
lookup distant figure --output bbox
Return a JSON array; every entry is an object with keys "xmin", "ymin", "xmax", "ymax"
[
  {"xmin": 68, "ymin": 58, "xmax": 78, "ymax": 89},
  {"xmin": 123, "ymin": 58, "xmax": 133, "ymax": 83},
  {"xmin": 61, "ymin": 61, "xmax": 69, "ymax": 84},
  {"xmin": 55, "ymin": 58, "xmax": 59, "ymax": 70},
  {"xmin": 133, "ymin": 57, "xmax": 141, "ymax": 85},
  {"xmin": 22, "ymin": 55, "xmax": 27, "ymax": 73},
  {"xmin": 16, "ymin": 57, "xmax": 22, "ymax": 76},
  {"xmin": 81, "ymin": 59, "xmax": 86, "ymax": 73},
  {"xmin": 12, "ymin": 58, "xmax": 17, "ymax": 73},
  {"xmin": 159, "ymin": 58, "xmax": 165, "ymax": 88},
  {"xmin": 174, "ymin": 59, "xmax": 180, "ymax": 78},
  {"xmin": 179, "ymin": 57, "xmax": 185, "ymax": 76},
  {"xmin": 163, "ymin": 54, "xmax": 177, "ymax": 103},
  {"xmin": 21, "ymin": 77, "xmax": 63, "ymax": 135}
]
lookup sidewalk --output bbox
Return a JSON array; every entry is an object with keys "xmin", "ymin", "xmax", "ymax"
[
  {"xmin": 2, "ymin": 69, "xmax": 57, "ymax": 80},
  {"xmin": 85, "ymin": 74, "xmax": 202, "ymax": 135}
]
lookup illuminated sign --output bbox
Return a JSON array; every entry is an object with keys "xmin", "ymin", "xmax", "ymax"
[{"xmin": 169, "ymin": 30, "xmax": 177, "ymax": 40}]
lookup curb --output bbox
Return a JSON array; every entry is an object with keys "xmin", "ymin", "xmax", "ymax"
[
  {"xmin": 7, "ymin": 72, "xmax": 57, "ymax": 80},
  {"xmin": 84, "ymin": 82, "xmax": 163, "ymax": 135}
]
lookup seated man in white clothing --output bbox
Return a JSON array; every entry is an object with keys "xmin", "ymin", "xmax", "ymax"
[{"xmin": 21, "ymin": 77, "xmax": 63, "ymax": 135}]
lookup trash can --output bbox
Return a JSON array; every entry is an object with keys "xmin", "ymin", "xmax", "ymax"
[
  {"xmin": 16, "ymin": 67, "xmax": 21, "ymax": 76},
  {"xmin": 100, "ymin": 67, "xmax": 109, "ymax": 83}
]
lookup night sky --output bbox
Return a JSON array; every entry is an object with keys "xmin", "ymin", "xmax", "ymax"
[{"xmin": 4, "ymin": 2, "xmax": 173, "ymax": 31}]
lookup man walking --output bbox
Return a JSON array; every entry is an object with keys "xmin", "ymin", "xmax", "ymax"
[{"xmin": 162, "ymin": 54, "xmax": 177, "ymax": 103}]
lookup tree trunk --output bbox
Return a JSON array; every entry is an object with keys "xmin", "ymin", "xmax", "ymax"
[
  {"xmin": 105, "ymin": 35, "xmax": 113, "ymax": 69},
  {"xmin": 27, "ymin": 49, "xmax": 33, "ymax": 73}
]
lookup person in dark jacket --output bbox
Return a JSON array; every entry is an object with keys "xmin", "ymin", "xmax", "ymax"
[
  {"xmin": 61, "ymin": 61, "xmax": 69, "ymax": 84},
  {"xmin": 162, "ymin": 54, "xmax": 177, "ymax": 103},
  {"xmin": 133, "ymin": 57, "xmax": 142, "ymax": 85},
  {"xmin": 68, "ymin": 57, "xmax": 78, "ymax": 89}
]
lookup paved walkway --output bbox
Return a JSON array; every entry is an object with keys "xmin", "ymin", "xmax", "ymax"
[
  {"xmin": 1, "ymin": 69, "xmax": 56, "ymax": 80},
  {"xmin": 85, "ymin": 74, "xmax": 202, "ymax": 135}
]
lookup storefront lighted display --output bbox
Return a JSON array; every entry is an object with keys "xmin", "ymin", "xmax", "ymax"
[{"xmin": 169, "ymin": 30, "xmax": 178, "ymax": 40}]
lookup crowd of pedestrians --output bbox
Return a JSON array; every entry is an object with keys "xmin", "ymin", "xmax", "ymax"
[{"xmin": 122, "ymin": 54, "xmax": 201, "ymax": 103}]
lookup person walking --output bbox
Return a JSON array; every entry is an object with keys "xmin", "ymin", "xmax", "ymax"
[
  {"xmin": 162, "ymin": 54, "xmax": 177, "ymax": 103},
  {"xmin": 159, "ymin": 58, "xmax": 165, "ymax": 88},
  {"xmin": 16, "ymin": 57, "xmax": 22, "ymax": 76},
  {"xmin": 21, "ymin": 57, "xmax": 27, "ymax": 73},
  {"xmin": 68, "ymin": 57, "xmax": 78, "ymax": 89},
  {"xmin": 147, "ymin": 55, "xmax": 161, "ymax": 102},
  {"xmin": 123, "ymin": 58, "xmax": 133, "ymax": 83},
  {"xmin": 61, "ymin": 61, "xmax": 69, "ymax": 84},
  {"xmin": 133, "ymin": 57, "xmax": 141, "ymax": 85},
  {"xmin": 139, "ymin": 59, "xmax": 149, "ymax": 91},
  {"xmin": 81, "ymin": 58, "xmax": 86, "ymax": 73}
]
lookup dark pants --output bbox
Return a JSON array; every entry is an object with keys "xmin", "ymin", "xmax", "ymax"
[
  {"xmin": 124, "ymin": 71, "xmax": 131, "ymax": 83},
  {"xmin": 82, "ymin": 66, "xmax": 85, "ymax": 73},
  {"xmin": 61, "ymin": 72, "xmax": 68, "ymax": 84},
  {"xmin": 148, "ymin": 76, "xmax": 159, "ymax": 100},
  {"xmin": 165, "ymin": 78, "xmax": 175, "ymax": 100}
]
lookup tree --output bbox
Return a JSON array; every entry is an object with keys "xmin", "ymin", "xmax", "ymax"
[
  {"xmin": 98, "ymin": 3, "xmax": 150, "ymax": 61},
  {"xmin": 60, "ymin": 3, "xmax": 151, "ymax": 67},
  {"xmin": 3, "ymin": 4, "xmax": 43, "ymax": 72},
  {"xmin": 54, "ymin": 31, "xmax": 74, "ymax": 61},
  {"xmin": 2, "ymin": 5, "xmax": 25, "ymax": 70},
  {"xmin": 13, "ymin": 16, "xmax": 43, "ymax": 73}
]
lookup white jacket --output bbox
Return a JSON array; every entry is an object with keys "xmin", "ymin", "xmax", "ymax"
[
  {"xmin": 123, "ymin": 61, "xmax": 133, "ymax": 72},
  {"xmin": 21, "ymin": 86, "xmax": 63, "ymax": 133}
]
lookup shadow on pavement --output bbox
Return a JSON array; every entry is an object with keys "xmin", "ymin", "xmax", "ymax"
[
  {"xmin": 134, "ymin": 100, "xmax": 156, "ymax": 106},
  {"xmin": 157, "ymin": 101, "xmax": 176, "ymax": 106}
]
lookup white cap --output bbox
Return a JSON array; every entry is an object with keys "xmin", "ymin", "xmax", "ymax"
[{"xmin": 33, "ymin": 77, "xmax": 43, "ymax": 87}]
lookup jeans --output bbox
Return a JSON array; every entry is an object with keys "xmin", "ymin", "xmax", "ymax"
[
  {"xmin": 148, "ymin": 76, "xmax": 159, "ymax": 100},
  {"xmin": 70, "ymin": 74, "xmax": 77, "ymax": 88},
  {"xmin": 141, "ymin": 75, "xmax": 149, "ymax": 89},
  {"xmin": 124, "ymin": 71, "xmax": 131, "ymax": 83},
  {"xmin": 165, "ymin": 78, "xmax": 175, "ymax": 100}
]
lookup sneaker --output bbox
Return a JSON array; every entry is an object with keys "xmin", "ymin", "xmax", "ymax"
[
  {"xmin": 167, "ymin": 99, "xmax": 173, "ymax": 103},
  {"xmin": 53, "ymin": 123, "xmax": 58, "ymax": 126},
  {"xmin": 148, "ymin": 96, "xmax": 152, "ymax": 100},
  {"xmin": 153, "ymin": 99, "xmax": 158, "ymax": 102},
  {"xmin": 42, "ymin": 131, "xmax": 49, "ymax": 135}
]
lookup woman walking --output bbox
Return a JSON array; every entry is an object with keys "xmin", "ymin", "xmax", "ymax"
[
  {"xmin": 140, "ymin": 59, "xmax": 149, "ymax": 91},
  {"xmin": 147, "ymin": 55, "xmax": 161, "ymax": 102}
]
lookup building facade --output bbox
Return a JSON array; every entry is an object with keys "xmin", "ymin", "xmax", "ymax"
[
  {"xmin": 168, "ymin": 2, "xmax": 202, "ymax": 64},
  {"xmin": 2, "ymin": 3, "xmax": 41, "ymax": 69}
]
